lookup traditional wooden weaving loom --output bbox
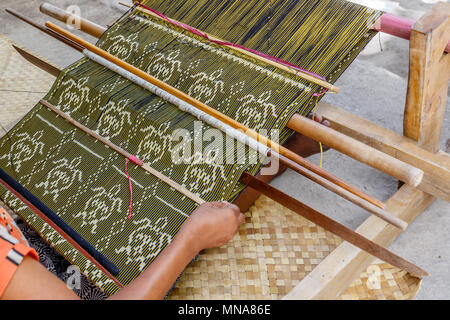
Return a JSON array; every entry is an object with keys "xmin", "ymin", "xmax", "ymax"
[{"xmin": 0, "ymin": 0, "xmax": 448, "ymax": 299}]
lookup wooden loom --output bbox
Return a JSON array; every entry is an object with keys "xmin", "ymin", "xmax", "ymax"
[{"xmin": 1, "ymin": 1, "xmax": 449, "ymax": 299}]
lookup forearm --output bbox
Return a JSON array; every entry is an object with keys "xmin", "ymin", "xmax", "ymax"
[{"xmin": 108, "ymin": 228, "xmax": 199, "ymax": 300}]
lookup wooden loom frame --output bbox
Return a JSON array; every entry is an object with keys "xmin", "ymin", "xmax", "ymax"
[
  {"xmin": 283, "ymin": 3, "xmax": 450, "ymax": 299},
  {"xmin": 2, "ymin": 2, "xmax": 449, "ymax": 299}
]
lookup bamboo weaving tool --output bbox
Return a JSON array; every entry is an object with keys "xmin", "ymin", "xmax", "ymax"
[
  {"xmin": 37, "ymin": 3, "xmax": 426, "ymax": 190},
  {"xmin": 39, "ymin": 98, "xmax": 427, "ymax": 278},
  {"xmin": 9, "ymin": 13, "xmax": 411, "ymax": 229},
  {"xmin": 11, "ymin": 42, "xmax": 407, "ymax": 230}
]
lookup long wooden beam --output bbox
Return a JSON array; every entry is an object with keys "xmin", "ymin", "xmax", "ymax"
[
  {"xmin": 44, "ymin": 21, "xmax": 391, "ymax": 212},
  {"xmin": 12, "ymin": 44, "xmax": 409, "ymax": 230},
  {"xmin": 38, "ymin": 99, "xmax": 429, "ymax": 278},
  {"xmin": 40, "ymin": 2, "xmax": 340, "ymax": 94},
  {"xmin": 37, "ymin": 3, "xmax": 426, "ymax": 190},
  {"xmin": 317, "ymin": 102, "xmax": 450, "ymax": 203}
]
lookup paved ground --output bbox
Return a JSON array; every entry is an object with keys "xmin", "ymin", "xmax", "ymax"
[{"xmin": 0, "ymin": 0, "xmax": 448, "ymax": 299}]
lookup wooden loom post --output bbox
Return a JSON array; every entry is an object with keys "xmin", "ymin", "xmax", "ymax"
[
  {"xmin": 285, "ymin": 4, "xmax": 450, "ymax": 300},
  {"xmin": 404, "ymin": 2, "xmax": 450, "ymax": 153}
]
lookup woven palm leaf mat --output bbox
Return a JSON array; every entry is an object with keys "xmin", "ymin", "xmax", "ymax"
[
  {"xmin": 0, "ymin": 29, "xmax": 421, "ymax": 300},
  {"xmin": 167, "ymin": 195, "xmax": 421, "ymax": 300}
]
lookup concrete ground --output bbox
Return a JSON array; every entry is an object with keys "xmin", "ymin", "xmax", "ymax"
[{"xmin": 0, "ymin": 0, "xmax": 448, "ymax": 299}]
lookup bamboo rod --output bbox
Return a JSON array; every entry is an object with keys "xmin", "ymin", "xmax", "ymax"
[
  {"xmin": 39, "ymin": 2, "xmax": 105, "ymax": 39},
  {"xmin": 38, "ymin": 100, "xmax": 420, "ymax": 274},
  {"xmin": 11, "ymin": 41, "xmax": 407, "ymax": 229},
  {"xmin": 287, "ymin": 114, "xmax": 424, "ymax": 187},
  {"xmin": 45, "ymin": 21, "xmax": 387, "ymax": 211},
  {"xmin": 8, "ymin": 11, "xmax": 393, "ymax": 218},
  {"xmin": 240, "ymin": 172, "xmax": 427, "ymax": 278},
  {"xmin": 42, "ymin": 1, "xmax": 339, "ymax": 94},
  {"xmin": 39, "ymin": 5, "xmax": 425, "ymax": 188},
  {"xmin": 39, "ymin": 99, "xmax": 206, "ymax": 206}
]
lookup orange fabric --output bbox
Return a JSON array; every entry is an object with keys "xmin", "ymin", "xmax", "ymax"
[{"xmin": 0, "ymin": 208, "xmax": 38, "ymax": 298}]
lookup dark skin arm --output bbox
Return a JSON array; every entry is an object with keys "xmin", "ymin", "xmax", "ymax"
[{"xmin": 2, "ymin": 201, "xmax": 244, "ymax": 300}]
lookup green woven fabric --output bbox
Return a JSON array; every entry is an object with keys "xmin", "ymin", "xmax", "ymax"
[{"xmin": 0, "ymin": 1, "xmax": 381, "ymax": 296}]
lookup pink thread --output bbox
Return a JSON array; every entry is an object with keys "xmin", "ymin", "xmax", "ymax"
[
  {"xmin": 128, "ymin": 154, "xmax": 144, "ymax": 166},
  {"xmin": 312, "ymin": 87, "xmax": 328, "ymax": 97},
  {"xmin": 136, "ymin": 3, "xmax": 327, "ymax": 83},
  {"xmin": 125, "ymin": 159, "xmax": 133, "ymax": 219}
]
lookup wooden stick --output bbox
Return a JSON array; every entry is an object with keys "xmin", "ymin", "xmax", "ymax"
[
  {"xmin": 38, "ymin": 100, "xmax": 420, "ymax": 275},
  {"xmin": 39, "ymin": 2, "xmax": 105, "ymax": 39},
  {"xmin": 374, "ymin": 13, "xmax": 450, "ymax": 53},
  {"xmin": 39, "ymin": 99, "xmax": 206, "ymax": 206},
  {"xmin": 37, "ymin": 6, "xmax": 425, "ymax": 188},
  {"xmin": 287, "ymin": 114, "xmax": 424, "ymax": 187},
  {"xmin": 12, "ymin": 44, "xmax": 61, "ymax": 77},
  {"xmin": 44, "ymin": 21, "xmax": 387, "ymax": 211},
  {"xmin": 5, "ymin": 8, "xmax": 84, "ymax": 52},
  {"xmin": 240, "ymin": 172, "xmax": 428, "ymax": 278},
  {"xmin": 11, "ymin": 42, "xmax": 407, "ymax": 229},
  {"xmin": 42, "ymin": 1, "xmax": 339, "ymax": 94}
]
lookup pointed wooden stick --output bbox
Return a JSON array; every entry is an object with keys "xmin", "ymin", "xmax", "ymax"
[
  {"xmin": 44, "ymin": 21, "xmax": 389, "ymax": 212},
  {"xmin": 12, "ymin": 43, "xmax": 408, "ymax": 229},
  {"xmin": 39, "ymin": 99, "xmax": 426, "ymax": 277},
  {"xmin": 39, "ymin": 99, "xmax": 206, "ymax": 206}
]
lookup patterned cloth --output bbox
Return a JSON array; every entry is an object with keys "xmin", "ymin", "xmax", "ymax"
[{"xmin": 0, "ymin": 0, "xmax": 382, "ymax": 296}]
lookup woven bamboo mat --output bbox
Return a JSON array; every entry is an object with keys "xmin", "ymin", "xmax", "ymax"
[
  {"xmin": 167, "ymin": 196, "xmax": 421, "ymax": 300},
  {"xmin": 0, "ymin": 35, "xmax": 55, "ymax": 136},
  {"xmin": 0, "ymin": 33, "xmax": 421, "ymax": 300}
]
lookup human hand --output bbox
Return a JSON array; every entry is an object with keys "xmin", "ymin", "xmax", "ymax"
[{"xmin": 180, "ymin": 201, "xmax": 245, "ymax": 252}]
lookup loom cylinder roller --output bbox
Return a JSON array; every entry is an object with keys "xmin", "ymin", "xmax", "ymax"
[
  {"xmin": 287, "ymin": 114, "xmax": 424, "ymax": 187},
  {"xmin": 37, "ymin": 3, "xmax": 425, "ymax": 188},
  {"xmin": 39, "ymin": 2, "xmax": 105, "ymax": 39}
]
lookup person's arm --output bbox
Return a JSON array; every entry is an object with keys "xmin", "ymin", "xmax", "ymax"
[
  {"xmin": 109, "ymin": 201, "xmax": 244, "ymax": 300},
  {"xmin": 2, "ymin": 201, "xmax": 244, "ymax": 300}
]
